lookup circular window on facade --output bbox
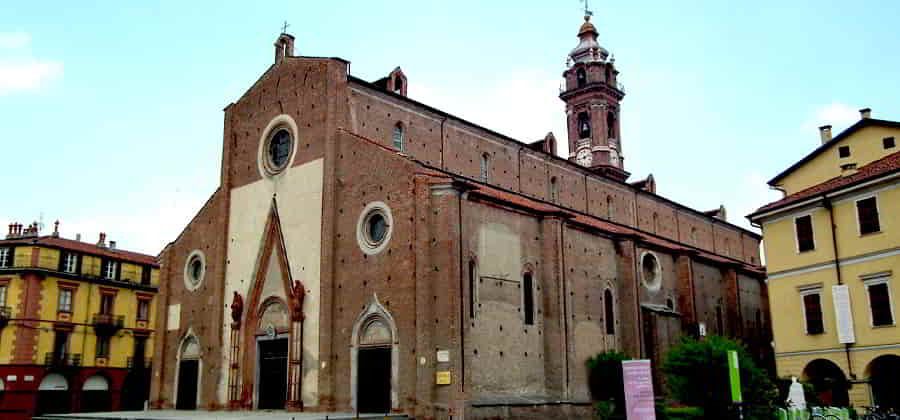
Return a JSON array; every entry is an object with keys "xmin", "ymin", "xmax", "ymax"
[
  {"xmin": 264, "ymin": 128, "xmax": 294, "ymax": 174},
  {"xmin": 640, "ymin": 251, "xmax": 662, "ymax": 291},
  {"xmin": 357, "ymin": 202, "xmax": 393, "ymax": 255},
  {"xmin": 184, "ymin": 250, "xmax": 206, "ymax": 291}
]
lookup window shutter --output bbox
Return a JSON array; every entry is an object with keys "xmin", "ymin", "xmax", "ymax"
[
  {"xmin": 76, "ymin": 254, "xmax": 83, "ymax": 275},
  {"xmin": 115, "ymin": 260, "xmax": 122, "ymax": 281},
  {"xmin": 796, "ymin": 216, "xmax": 814, "ymax": 251},
  {"xmin": 857, "ymin": 197, "xmax": 880, "ymax": 234},
  {"xmin": 58, "ymin": 251, "xmax": 67, "ymax": 271},
  {"xmin": 869, "ymin": 283, "xmax": 893, "ymax": 326},
  {"xmin": 804, "ymin": 294, "xmax": 824, "ymax": 334}
]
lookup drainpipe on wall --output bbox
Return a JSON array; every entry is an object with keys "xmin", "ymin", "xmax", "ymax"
[{"xmin": 824, "ymin": 197, "xmax": 855, "ymax": 380}]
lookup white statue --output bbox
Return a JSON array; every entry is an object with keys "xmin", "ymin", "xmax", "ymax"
[{"xmin": 786, "ymin": 376, "xmax": 807, "ymax": 410}]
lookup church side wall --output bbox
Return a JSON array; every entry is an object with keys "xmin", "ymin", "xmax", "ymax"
[
  {"xmin": 461, "ymin": 200, "xmax": 546, "ymax": 399},
  {"xmin": 345, "ymin": 83, "xmax": 760, "ymax": 266},
  {"xmin": 691, "ymin": 261, "xmax": 728, "ymax": 337},
  {"xmin": 563, "ymin": 226, "xmax": 624, "ymax": 401},
  {"xmin": 151, "ymin": 188, "xmax": 228, "ymax": 409},
  {"xmin": 329, "ymin": 131, "xmax": 425, "ymax": 413}
]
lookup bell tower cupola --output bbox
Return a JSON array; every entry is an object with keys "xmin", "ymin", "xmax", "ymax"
[{"xmin": 560, "ymin": 13, "xmax": 628, "ymax": 182}]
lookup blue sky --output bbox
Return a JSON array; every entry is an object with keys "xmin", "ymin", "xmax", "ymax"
[{"xmin": 2, "ymin": 1, "xmax": 898, "ymax": 255}]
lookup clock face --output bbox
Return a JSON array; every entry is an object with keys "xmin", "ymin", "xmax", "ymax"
[{"xmin": 576, "ymin": 148, "xmax": 592, "ymax": 166}]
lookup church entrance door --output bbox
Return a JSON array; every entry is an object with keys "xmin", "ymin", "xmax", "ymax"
[
  {"xmin": 257, "ymin": 337, "xmax": 288, "ymax": 409},
  {"xmin": 358, "ymin": 347, "xmax": 391, "ymax": 413},
  {"xmin": 175, "ymin": 360, "xmax": 199, "ymax": 409}
]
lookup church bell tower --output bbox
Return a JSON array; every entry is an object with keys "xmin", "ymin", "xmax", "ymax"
[{"xmin": 560, "ymin": 13, "xmax": 629, "ymax": 182}]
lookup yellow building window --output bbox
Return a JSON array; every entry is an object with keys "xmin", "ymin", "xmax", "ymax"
[
  {"xmin": 0, "ymin": 247, "xmax": 11, "ymax": 268},
  {"xmin": 865, "ymin": 276, "xmax": 894, "ymax": 327},
  {"xmin": 96, "ymin": 336, "xmax": 110, "ymax": 358},
  {"xmin": 856, "ymin": 196, "xmax": 881, "ymax": 235},
  {"xmin": 137, "ymin": 299, "xmax": 150, "ymax": 321},
  {"xmin": 801, "ymin": 288, "xmax": 825, "ymax": 335},
  {"xmin": 795, "ymin": 215, "xmax": 815, "ymax": 252},
  {"xmin": 58, "ymin": 289, "xmax": 73, "ymax": 313}
]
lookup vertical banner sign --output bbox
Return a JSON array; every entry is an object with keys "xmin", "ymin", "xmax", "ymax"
[
  {"xmin": 832, "ymin": 285, "xmax": 856, "ymax": 344},
  {"xmin": 622, "ymin": 359, "xmax": 656, "ymax": 420},
  {"xmin": 728, "ymin": 350, "xmax": 742, "ymax": 403}
]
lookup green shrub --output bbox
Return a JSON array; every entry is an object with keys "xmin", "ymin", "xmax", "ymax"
[
  {"xmin": 586, "ymin": 351, "xmax": 629, "ymax": 417},
  {"xmin": 664, "ymin": 406, "xmax": 705, "ymax": 420},
  {"xmin": 662, "ymin": 335, "xmax": 777, "ymax": 420}
]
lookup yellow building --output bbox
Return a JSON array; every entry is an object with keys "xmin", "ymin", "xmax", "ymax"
[
  {"xmin": 748, "ymin": 109, "xmax": 900, "ymax": 410},
  {"xmin": 0, "ymin": 222, "xmax": 159, "ymax": 419}
]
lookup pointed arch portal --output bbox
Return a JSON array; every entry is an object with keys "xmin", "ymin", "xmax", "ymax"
[
  {"xmin": 351, "ymin": 294, "xmax": 399, "ymax": 414},
  {"xmin": 236, "ymin": 199, "xmax": 306, "ymax": 411}
]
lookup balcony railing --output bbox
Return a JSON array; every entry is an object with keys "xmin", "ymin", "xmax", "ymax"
[
  {"xmin": 44, "ymin": 352, "xmax": 81, "ymax": 367},
  {"xmin": 0, "ymin": 306, "xmax": 10, "ymax": 328},
  {"xmin": 127, "ymin": 356, "xmax": 152, "ymax": 370},
  {"xmin": 92, "ymin": 313, "xmax": 125, "ymax": 335}
]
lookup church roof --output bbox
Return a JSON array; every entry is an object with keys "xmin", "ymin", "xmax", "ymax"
[{"xmin": 347, "ymin": 75, "xmax": 761, "ymax": 241}]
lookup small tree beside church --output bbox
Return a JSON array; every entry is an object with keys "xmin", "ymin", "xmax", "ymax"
[{"xmin": 663, "ymin": 336, "xmax": 777, "ymax": 420}]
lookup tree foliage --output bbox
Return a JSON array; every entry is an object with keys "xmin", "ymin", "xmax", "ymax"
[
  {"xmin": 587, "ymin": 351, "xmax": 629, "ymax": 418},
  {"xmin": 662, "ymin": 335, "xmax": 777, "ymax": 420}
]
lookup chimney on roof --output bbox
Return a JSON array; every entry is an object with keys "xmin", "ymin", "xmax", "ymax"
[
  {"xmin": 109, "ymin": 240, "xmax": 117, "ymax": 250},
  {"xmin": 274, "ymin": 33, "xmax": 295, "ymax": 64},
  {"xmin": 6, "ymin": 223, "xmax": 14, "ymax": 239},
  {"xmin": 97, "ymin": 232, "xmax": 107, "ymax": 248},
  {"xmin": 52, "ymin": 220, "xmax": 59, "ymax": 238},
  {"xmin": 860, "ymin": 108, "xmax": 872, "ymax": 119},
  {"xmin": 76, "ymin": 233, "xmax": 82, "ymax": 242},
  {"xmin": 21, "ymin": 222, "xmax": 38, "ymax": 238},
  {"xmin": 819, "ymin": 125, "xmax": 833, "ymax": 144}
]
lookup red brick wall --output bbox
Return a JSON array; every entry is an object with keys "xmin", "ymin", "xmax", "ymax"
[
  {"xmin": 151, "ymin": 188, "xmax": 228, "ymax": 409},
  {"xmin": 345, "ymin": 81, "xmax": 760, "ymax": 267}
]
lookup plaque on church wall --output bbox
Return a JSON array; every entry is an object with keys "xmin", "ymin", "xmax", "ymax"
[
  {"xmin": 167, "ymin": 304, "xmax": 181, "ymax": 330},
  {"xmin": 436, "ymin": 350, "xmax": 450, "ymax": 363},
  {"xmin": 832, "ymin": 285, "xmax": 855, "ymax": 344},
  {"xmin": 436, "ymin": 371, "xmax": 451, "ymax": 385}
]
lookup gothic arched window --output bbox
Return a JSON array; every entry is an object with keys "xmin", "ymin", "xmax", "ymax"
[
  {"xmin": 392, "ymin": 122, "xmax": 404, "ymax": 151},
  {"xmin": 604, "ymin": 288, "xmax": 615, "ymax": 334},
  {"xmin": 468, "ymin": 260, "xmax": 477, "ymax": 319},
  {"xmin": 577, "ymin": 112, "xmax": 591, "ymax": 139},
  {"xmin": 523, "ymin": 272, "xmax": 535, "ymax": 325},
  {"xmin": 480, "ymin": 153, "xmax": 490, "ymax": 182},
  {"xmin": 576, "ymin": 68, "xmax": 587, "ymax": 88},
  {"xmin": 549, "ymin": 177, "xmax": 558, "ymax": 202}
]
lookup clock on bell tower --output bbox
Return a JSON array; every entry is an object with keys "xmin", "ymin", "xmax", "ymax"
[{"xmin": 560, "ymin": 13, "xmax": 629, "ymax": 182}]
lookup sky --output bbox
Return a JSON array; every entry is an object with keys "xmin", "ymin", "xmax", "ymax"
[{"xmin": 1, "ymin": 1, "xmax": 898, "ymax": 255}]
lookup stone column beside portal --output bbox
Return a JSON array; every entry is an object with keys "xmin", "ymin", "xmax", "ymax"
[
  {"xmin": 286, "ymin": 281, "xmax": 305, "ymax": 411},
  {"xmin": 227, "ymin": 292, "xmax": 243, "ymax": 409}
]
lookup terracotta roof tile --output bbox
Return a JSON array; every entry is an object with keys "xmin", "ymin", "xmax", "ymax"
[{"xmin": 753, "ymin": 150, "xmax": 900, "ymax": 216}]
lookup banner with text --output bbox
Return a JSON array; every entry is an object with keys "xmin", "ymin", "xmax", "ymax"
[
  {"xmin": 623, "ymin": 359, "xmax": 656, "ymax": 420},
  {"xmin": 832, "ymin": 285, "xmax": 856, "ymax": 344}
]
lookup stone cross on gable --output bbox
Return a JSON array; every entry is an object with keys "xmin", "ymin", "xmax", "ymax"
[{"xmin": 281, "ymin": 21, "xmax": 290, "ymax": 34}]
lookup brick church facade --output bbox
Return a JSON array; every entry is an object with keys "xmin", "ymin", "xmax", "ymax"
[{"xmin": 150, "ymin": 15, "xmax": 770, "ymax": 419}]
